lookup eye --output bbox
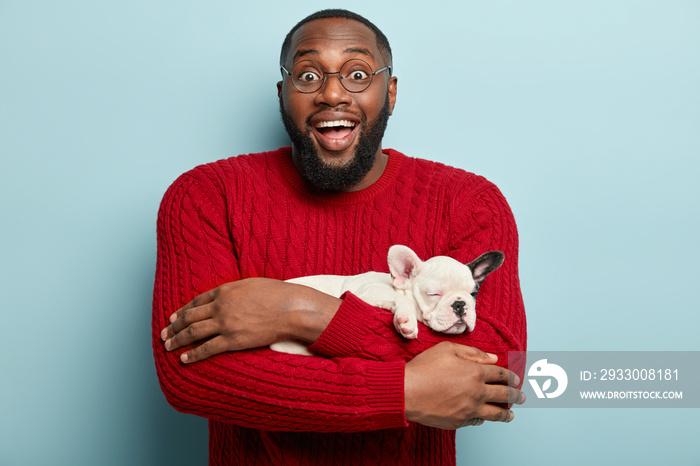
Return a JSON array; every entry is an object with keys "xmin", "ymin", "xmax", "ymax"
[
  {"xmin": 298, "ymin": 71, "xmax": 322, "ymax": 82},
  {"xmin": 470, "ymin": 291, "xmax": 478, "ymax": 298},
  {"xmin": 348, "ymin": 70, "xmax": 370, "ymax": 81},
  {"xmin": 425, "ymin": 291, "xmax": 441, "ymax": 297}
]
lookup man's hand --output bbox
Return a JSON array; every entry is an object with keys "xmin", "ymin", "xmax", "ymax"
[
  {"xmin": 404, "ymin": 341, "xmax": 525, "ymax": 429},
  {"xmin": 160, "ymin": 278, "xmax": 341, "ymax": 363}
]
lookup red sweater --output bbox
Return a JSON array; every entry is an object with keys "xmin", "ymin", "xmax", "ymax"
[{"xmin": 152, "ymin": 147, "xmax": 526, "ymax": 465}]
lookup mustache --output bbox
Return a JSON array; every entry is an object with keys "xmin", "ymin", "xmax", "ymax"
[{"xmin": 305, "ymin": 107, "xmax": 364, "ymax": 120}]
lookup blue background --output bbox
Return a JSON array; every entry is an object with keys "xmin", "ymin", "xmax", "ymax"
[{"xmin": 1, "ymin": 1, "xmax": 698, "ymax": 465}]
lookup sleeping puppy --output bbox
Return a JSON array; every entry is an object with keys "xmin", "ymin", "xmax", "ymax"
[{"xmin": 270, "ymin": 245, "xmax": 504, "ymax": 355}]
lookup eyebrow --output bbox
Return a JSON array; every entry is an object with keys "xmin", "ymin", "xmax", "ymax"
[
  {"xmin": 294, "ymin": 48, "xmax": 319, "ymax": 61},
  {"xmin": 343, "ymin": 47, "xmax": 374, "ymax": 59},
  {"xmin": 293, "ymin": 47, "xmax": 375, "ymax": 63}
]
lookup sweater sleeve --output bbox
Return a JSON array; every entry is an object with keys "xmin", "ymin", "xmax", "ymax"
[
  {"xmin": 152, "ymin": 170, "xmax": 407, "ymax": 432},
  {"xmin": 308, "ymin": 182, "xmax": 527, "ymax": 380}
]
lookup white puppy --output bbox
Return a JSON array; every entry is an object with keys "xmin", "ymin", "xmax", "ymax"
[{"xmin": 270, "ymin": 245, "xmax": 504, "ymax": 355}]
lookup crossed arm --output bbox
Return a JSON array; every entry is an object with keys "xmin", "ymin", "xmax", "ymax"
[
  {"xmin": 159, "ymin": 279, "xmax": 523, "ymax": 428},
  {"xmin": 152, "ymin": 171, "xmax": 526, "ymax": 432}
]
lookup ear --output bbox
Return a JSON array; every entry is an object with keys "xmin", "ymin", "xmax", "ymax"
[
  {"xmin": 388, "ymin": 76, "xmax": 398, "ymax": 115},
  {"xmin": 277, "ymin": 81, "xmax": 283, "ymax": 99},
  {"xmin": 467, "ymin": 251, "xmax": 505, "ymax": 286},
  {"xmin": 387, "ymin": 245, "xmax": 423, "ymax": 289}
]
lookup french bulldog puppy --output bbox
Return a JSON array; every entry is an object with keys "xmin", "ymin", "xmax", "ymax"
[{"xmin": 270, "ymin": 245, "xmax": 504, "ymax": 355}]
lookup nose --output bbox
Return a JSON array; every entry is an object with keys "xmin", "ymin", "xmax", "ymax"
[
  {"xmin": 314, "ymin": 73, "xmax": 351, "ymax": 107},
  {"xmin": 451, "ymin": 300, "xmax": 466, "ymax": 317}
]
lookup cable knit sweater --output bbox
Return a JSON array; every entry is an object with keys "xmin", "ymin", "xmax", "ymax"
[{"xmin": 152, "ymin": 147, "xmax": 526, "ymax": 465}]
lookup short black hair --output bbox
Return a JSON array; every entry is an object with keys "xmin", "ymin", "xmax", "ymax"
[{"xmin": 279, "ymin": 9, "xmax": 392, "ymax": 68}]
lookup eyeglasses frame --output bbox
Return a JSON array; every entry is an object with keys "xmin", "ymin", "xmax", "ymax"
[{"xmin": 280, "ymin": 58, "xmax": 392, "ymax": 94}]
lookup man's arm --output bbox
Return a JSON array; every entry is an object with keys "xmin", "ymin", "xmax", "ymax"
[
  {"xmin": 163, "ymin": 179, "xmax": 525, "ymax": 368},
  {"xmin": 155, "ymin": 168, "xmax": 523, "ymax": 431},
  {"xmin": 154, "ymin": 169, "xmax": 522, "ymax": 432}
]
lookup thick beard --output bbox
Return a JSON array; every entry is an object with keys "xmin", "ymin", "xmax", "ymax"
[{"xmin": 279, "ymin": 96, "xmax": 390, "ymax": 192}]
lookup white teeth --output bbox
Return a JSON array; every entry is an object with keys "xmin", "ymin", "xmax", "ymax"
[{"xmin": 315, "ymin": 120, "xmax": 355, "ymax": 128}]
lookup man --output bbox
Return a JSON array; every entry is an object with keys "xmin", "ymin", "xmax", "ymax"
[{"xmin": 153, "ymin": 9, "xmax": 526, "ymax": 465}]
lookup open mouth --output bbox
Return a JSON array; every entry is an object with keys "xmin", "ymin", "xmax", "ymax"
[
  {"xmin": 314, "ymin": 119, "xmax": 356, "ymax": 138},
  {"xmin": 310, "ymin": 116, "xmax": 360, "ymax": 151}
]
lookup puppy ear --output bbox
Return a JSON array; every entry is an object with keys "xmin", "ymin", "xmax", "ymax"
[
  {"xmin": 388, "ymin": 245, "xmax": 423, "ymax": 289},
  {"xmin": 467, "ymin": 251, "xmax": 505, "ymax": 286}
]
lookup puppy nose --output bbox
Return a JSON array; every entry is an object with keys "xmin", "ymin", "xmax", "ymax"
[{"xmin": 451, "ymin": 300, "xmax": 466, "ymax": 316}]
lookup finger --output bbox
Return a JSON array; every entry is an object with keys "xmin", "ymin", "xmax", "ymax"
[
  {"xmin": 165, "ymin": 319, "xmax": 221, "ymax": 352},
  {"xmin": 472, "ymin": 404, "xmax": 515, "ymax": 424},
  {"xmin": 169, "ymin": 289, "xmax": 217, "ymax": 323},
  {"xmin": 482, "ymin": 365, "xmax": 520, "ymax": 387},
  {"xmin": 460, "ymin": 418, "xmax": 485, "ymax": 427},
  {"xmin": 484, "ymin": 384, "xmax": 526, "ymax": 405},
  {"xmin": 453, "ymin": 344, "xmax": 498, "ymax": 365},
  {"xmin": 180, "ymin": 336, "xmax": 229, "ymax": 364},
  {"xmin": 170, "ymin": 302, "xmax": 216, "ymax": 335},
  {"xmin": 161, "ymin": 303, "xmax": 212, "ymax": 342}
]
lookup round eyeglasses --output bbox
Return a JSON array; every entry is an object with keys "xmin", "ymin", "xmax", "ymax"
[{"xmin": 280, "ymin": 58, "xmax": 392, "ymax": 94}]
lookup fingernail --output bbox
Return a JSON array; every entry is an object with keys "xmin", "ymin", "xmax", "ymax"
[
  {"xmin": 506, "ymin": 411, "xmax": 514, "ymax": 423},
  {"xmin": 160, "ymin": 328, "xmax": 168, "ymax": 341},
  {"xmin": 164, "ymin": 339, "xmax": 171, "ymax": 351},
  {"xmin": 169, "ymin": 314, "xmax": 177, "ymax": 323},
  {"xmin": 181, "ymin": 353, "xmax": 189, "ymax": 364},
  {"xmin": 520, "ymin": 393, "xmax": 527, "ymax": 404},
  {"xmin": 486, "ymin": 352, "xmax": 497, "ymax": 360}
]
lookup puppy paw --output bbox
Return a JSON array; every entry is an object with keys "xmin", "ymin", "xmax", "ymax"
[{"xmin": 394, "ymin": 314, "xmax": 418, "ymax": 339}]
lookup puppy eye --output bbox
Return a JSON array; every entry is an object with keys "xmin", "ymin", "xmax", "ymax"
[
  {"xmin": 470, "ymin": 292, "xmax": 478, "ymax": 298},
  {"xmin": 425, "ymin": 292, "xmax": 440, "ymax": 297}
]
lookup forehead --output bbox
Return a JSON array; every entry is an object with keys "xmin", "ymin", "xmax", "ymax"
[
  {"xmin": 287, "ymin": 17, "xmax": 381, "ymax": 66},
  {"xmin": 419, "ymin": 258, "xmax": 476, "ymax": 288}
]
